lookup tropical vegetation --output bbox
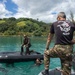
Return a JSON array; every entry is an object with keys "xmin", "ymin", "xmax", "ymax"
[{"xmin": 0, "ymin": 17, "xmax": 51, "ymax": 36}]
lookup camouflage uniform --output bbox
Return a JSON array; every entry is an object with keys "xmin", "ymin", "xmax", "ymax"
[
  {"xmin": 43, "ymin": 12, "xmax": 75, "ymax": 75},
  {"xmin": 44, "ymin": 45, "xmax": 73, "ymax": 75}
]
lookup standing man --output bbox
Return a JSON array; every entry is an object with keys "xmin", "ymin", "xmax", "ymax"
[
  {"xmin": 42, "ymin": 12, "xmax": 75, "ymax": 75},
  {"xmin": 21, "ymin": 35, "xmax": 31, "ymax": 55}
]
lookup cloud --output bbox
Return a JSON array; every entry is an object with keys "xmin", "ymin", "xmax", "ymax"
[
  {"xmin": 12, "ymin": 0, "xmax": 75, "ymax": 22},
  {"xmin": 0, "ymin": 0, "xmax": 75, "ymax": 23},
  {"xmin": 0, "ymin": 3, "xmax": 12, "ymax": 18},
  {"xmin": 0, "ymin": 0, "xmax": 12, "ymax": 18},
  {"xmin": 11, "ymin": 0, "xmax": 61, "ymax": 22}
]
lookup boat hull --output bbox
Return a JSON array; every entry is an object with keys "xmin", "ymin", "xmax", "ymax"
[
  {"xmin": 39, "ymin": 69, "xmax": 75, "ymax": 75},
  {"xmin": 0, "ymin": 51, "xmax": 43, "ymax": 63}
]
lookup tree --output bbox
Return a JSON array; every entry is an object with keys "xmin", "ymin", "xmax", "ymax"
[{"xmin": 69, "ymin": 11, "xmax": 75, "ymax": 23}]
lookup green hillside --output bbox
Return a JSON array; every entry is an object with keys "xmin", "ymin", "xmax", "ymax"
[{"xmin": 0, "ymin": 17, "xmax": 51, "ymax": 36}]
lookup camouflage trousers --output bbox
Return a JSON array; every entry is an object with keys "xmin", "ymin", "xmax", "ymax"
[{"xmin": 44, "ymin": 45, "xmax": 73, "ymax": 75}]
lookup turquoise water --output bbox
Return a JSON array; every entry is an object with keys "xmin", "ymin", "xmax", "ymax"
[{"xmin": 0, "ymin": 36, "xmax": 74, "ymax": 75}]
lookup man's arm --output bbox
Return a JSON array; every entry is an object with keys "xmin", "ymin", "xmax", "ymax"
[
  {"xmin": 27, "ymin": 38, "xmax": 30, "ymax": 44},
  {"xmin": 26, "ymin": 37, "xmax": 31, "ymax": 46},
  {"xmin": 46, "ymin": 33, "xmax": 54, "ymax": 50},
  {"xmin": 71, "ymin": 39, "xmax": 75, "ymax": 44}
]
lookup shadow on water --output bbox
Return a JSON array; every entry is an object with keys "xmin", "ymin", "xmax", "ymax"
[
  {"xmin": 0, "ymin": 66, "xmax": 8, "ymax": 75},
  {"xmin": 0, "ymin": 62, "xmax": 39, "ymax": 75},
  {"xmin": 0, "ymin": 61, "xmax": 44, "ymax": 75}
]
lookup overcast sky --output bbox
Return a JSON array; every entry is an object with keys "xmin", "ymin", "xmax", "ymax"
[{"xmin": 0, "ymin": 0, "xmax": 75, "ymax": 23}]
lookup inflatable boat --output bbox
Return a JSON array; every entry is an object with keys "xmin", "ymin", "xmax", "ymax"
[
  {"xmin": 0, "ymin": 51, "xmax": 43, "ymax": 63},
  {"xmin": 39, "ymin": 68, "xmax": 75, "ymax": 75}
]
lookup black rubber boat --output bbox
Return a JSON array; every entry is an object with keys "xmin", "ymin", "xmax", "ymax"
[
  {"xmin": 38, "ymin": 68, "xmax": 75, "ymax": 75},
  {"xmin": 0, "ymin": 51, "xmax": 43, "ymax": 63}
]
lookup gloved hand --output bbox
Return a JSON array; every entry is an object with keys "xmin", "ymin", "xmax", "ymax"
[
  {"xmin": 45, "ymin": 47, "xmax": 49, "ymax": 50},
  {"xmin": 71, "ymin": 39, "xmax": 75, "ymax": 44}
]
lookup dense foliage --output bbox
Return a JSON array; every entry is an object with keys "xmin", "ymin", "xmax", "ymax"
[{"xmin": 0, "ymin": 17, "xmax": 51, "ymax": 36}]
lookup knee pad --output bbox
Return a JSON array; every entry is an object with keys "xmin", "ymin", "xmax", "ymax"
[{"xmin": 44, "ymin": 50, "xmax": 50, "ymax": 55}]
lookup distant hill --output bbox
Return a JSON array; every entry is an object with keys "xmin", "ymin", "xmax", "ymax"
[{"xmin": 0, "ymin": 17, "xmax": 51, "ymax": 36}]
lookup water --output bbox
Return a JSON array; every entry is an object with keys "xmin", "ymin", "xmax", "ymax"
[{"xmin": 0, "ymin": 36, "xmax": 74, "ymax": 75}]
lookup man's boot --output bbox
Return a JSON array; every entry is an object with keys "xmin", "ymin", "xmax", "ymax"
[
  {"xmin": 20, "ymin": 46, "xmax": 24, "ymax": 55},
  {"xmin": 42, "ymin": 69, "xmax": 49, "ymax": 75}
]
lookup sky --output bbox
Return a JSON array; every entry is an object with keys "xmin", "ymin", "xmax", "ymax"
[{"xmin": 0, "ymin": 0, "xmax": 75, "ymax": 23}]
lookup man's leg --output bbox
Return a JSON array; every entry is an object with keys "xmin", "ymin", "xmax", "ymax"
[
  {"xmin": 21, "ymin": 45, "xmax": 24, "ymax": 55},
  {"xmin": 42, "ymin": 50, "xmax": 51, "ymax": 75},
  {"xmin": 42, "ymin": 45, "xmax": 59, "ymax": 75},
  {"xmin": 60, "ymin": 45, "xmax": 73, "ymax": 75},
  {"xmin": 61, "ymin": 59, "xmax": 72, "ymax": 75},
  {"xmin": 25, "ymin": 47, "xmax": 30, "ymax": 55},
  {"xmin": 60, "ymin": 53, "xmax": 72, "ymax": 75}
]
